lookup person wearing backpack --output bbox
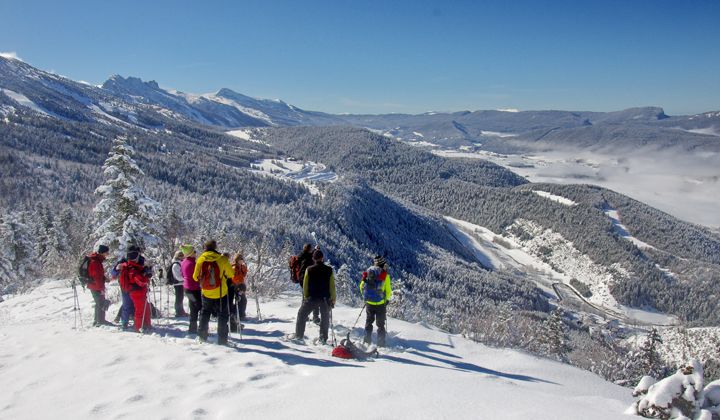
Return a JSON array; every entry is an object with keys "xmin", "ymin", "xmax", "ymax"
[
  {"xmin": 294, "ymin": 249, "xmax": 336, "ymax": 344},
  {"xmin": 290, "ymin": 244, "xmax": 321, "ymax": 325},
  {"xmin": 119, "ymin": 248, "xmax": 152, "ymax": 333},
  {"xmin": 180, "ymin": 244, "xmax": 200, "ymax": 335},
  {"xmin": 192, "ymin": 240, "xmax": 235, "ymax": 345},
  {"xmin": 230, "ymin": 252, "xmax": 249, "ymax": 327},
  {"xmin": 112, "ymin": 245, "xmax": 143, "ymax": 329},
  {"xmin": 168, "ymin": 251, "xmax": 188, "ymax": 317},
  {"xmin": 360, "ymin": 256, "xmax": 393, "ymax": 347},
  {"xmin": 87, "ymin": 244, "xmax": 113, "ymax": 327}
]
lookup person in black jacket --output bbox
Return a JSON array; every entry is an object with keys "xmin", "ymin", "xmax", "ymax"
[
  {"xmin": 297, "ymin": 244, "xmax": 320, "ymax": 324},
  {"xmin": 294, "ymin": 249, "xmax": 336, "ymax": 344}
]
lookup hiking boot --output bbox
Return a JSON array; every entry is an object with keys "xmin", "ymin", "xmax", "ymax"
[
  {"xmin": 175, "ymin": 311, "xmax": 188, "ymax": 318},
  {"xmin": 313, "ymin": 317, "xmax": 321, "ymax": 325},
  {"xmin": 364, "ymin": 333, "xmax": 372, "ymax": 345}
]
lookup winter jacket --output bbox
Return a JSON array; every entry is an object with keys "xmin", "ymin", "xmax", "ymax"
[
  {"xmin": 303, "ymin": 262, "xmax": 336, "ymax": 302},
  {"xmin": 119, "ymin": 260, "xmax": 150, "ymax": 293},
  {"xmin": 231, "ymin": 262, "xmax": 248, "ymax": 285},
  {"xmin": 360, "ymin": 268, "xmax": 392, "ymax": 305},
  {"xmin": 181, "ymin": 256, "xmax": 199, "ymax": 291},
  {"xmin": 192, "ymin": 250, "xmax": 234, "ymax": 299},
  {"xmin": 86, "ymin": 253, "xmax": 107, "ymax": 292},
  {"xmin": 171, "ymin": 260, "xmax": 183, "ymax": 286}
]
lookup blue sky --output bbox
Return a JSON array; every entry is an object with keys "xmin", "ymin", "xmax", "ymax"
[{"xmin": 1, "ymin": 0, "xmax": 719, "ymax": 115}]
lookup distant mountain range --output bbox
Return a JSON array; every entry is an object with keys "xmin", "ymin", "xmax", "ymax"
[{"xmin": 2, "ymin": 55, "xmax": 719, "ymax": 153}]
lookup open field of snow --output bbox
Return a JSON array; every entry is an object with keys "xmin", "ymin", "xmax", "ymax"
[
  {"xmin": 249, "ymin": 158, "xmax": 338, "ymax": 195},
  {"xmin": 0, "ymin": 279, "xmax": 634, "ymax": 420}
]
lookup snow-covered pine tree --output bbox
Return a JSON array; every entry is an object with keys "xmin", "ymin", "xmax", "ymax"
[
  {"xmin": 641, "ymin": 328, "xmax": 664, "ymax": 378},
  {"xmin": 0, "ymin": 211, "xmax": 38, "ymax": 293},
  {"xmin": 541, "ymin": 307, "xmax": 569, "ymax": 362},
  {"xmin": 92, "ymin": 136, "xmax": 163, "ymax": 262}
]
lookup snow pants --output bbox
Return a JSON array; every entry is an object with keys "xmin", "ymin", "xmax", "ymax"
[
  {"xmin": 91, "ymin": 290, "xmax": 109, "ymax": 325},
  {"xmin": 173, "ymin": 284, "xmax": 185, "ymax": 317},
  {"xmin": 228, "ymin": 283, "xmax": 247, "ymax": 332},
  {"xmin": 185, "ymin": 289, "xmax": 201, "ymax": 334},
  {"xmin": 295, "ymin": 298, "xmax": 330, "ymax": 342},
  {"xmin": 129, "ymin": 289, "xmax": 151, "ymax": 332},
  {"xmin": 199, "ymin": 294, "xmax": 230, "ymax": 344},
  {"xmin": 364, "ymin": 303, "xmax": 387, "ymax": 347},
  {"xmin": 120, "ymin": 291, "xmax": 135, "ymax": 329}
]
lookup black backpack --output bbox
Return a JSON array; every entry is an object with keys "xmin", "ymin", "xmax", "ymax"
[
  {"xmin": 166, "ymin": 262, "xmax": 179, "ymax": 285},
  {"xmin": 78, "ymin": 255, "xmax": 93, "ymax": 288}
]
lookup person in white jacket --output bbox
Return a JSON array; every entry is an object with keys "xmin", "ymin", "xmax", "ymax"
[{"xmin": 171, "ymin": 251, "xmax": 188, "ymax": 317}]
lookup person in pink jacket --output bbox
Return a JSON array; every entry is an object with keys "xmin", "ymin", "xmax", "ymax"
[{"xmin": 180, "ymin": 245, "xmax": 200, "ymax": 335}]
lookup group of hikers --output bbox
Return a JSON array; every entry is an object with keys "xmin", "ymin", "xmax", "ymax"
[{"xmin": 82, "ymin": 240, "xmax": 393, "ymax": 348}]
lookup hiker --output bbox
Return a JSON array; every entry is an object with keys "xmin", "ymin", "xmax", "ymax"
[
  {"xmin": 294, "ymin": 249, "xmax": 336, "ymax": 344},
  {"xmin": 230, "ymin": 252, "xmax": 249, "ymax": 327},
  {"xmin": 118, "ymin": 248, "xmax": 152, "ymax": 332},
  {"xmin": 360, "ymin": 256, "xmax": 393, "ymax": 347},
  {"xmin": 193, "ymin": 240, "xmax": 235, "ymax": 345},
  {"xmin": 169, "ymin": 251, "xmax": 187, "ymax": 317},
  {"xmin": 293, "ymin": 244, "xmax": 320, "ymax": 324},
  {"xmin": 112, "ymin": 245, "xmax": 144, "ymax": 328},
  {"xmin": 180, "ymin": 244, "xmax": 201, "ymax": 335},
  {"xmin": 87, "ymin": 244, "xmax": 113, "ymax": 326}
]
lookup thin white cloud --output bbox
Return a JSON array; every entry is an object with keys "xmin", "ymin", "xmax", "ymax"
[{"xmin": 0, "ymin": 51, "xmax": 22, "ymax": 61}]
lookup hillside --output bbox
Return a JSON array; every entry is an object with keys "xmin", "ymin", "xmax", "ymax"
[{"xmin": 0, "ymin": 280, "xmax": 634, "ymax": 420}]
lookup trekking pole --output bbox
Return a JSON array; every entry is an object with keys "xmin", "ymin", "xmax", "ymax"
[
  {"xmin": 72, "ymin": 279, "xmax": 83, "ymax": 330},
  {"xmin": 351, "ymin": 303, "xmax": 366, "ymax": 332},
  {"xmin": 329, "ymin": 302, "xmax": 337, "ymax": 347},
  {"xmin": 140, "ymin": 287, "xmax": 149, "ymax": 333}
]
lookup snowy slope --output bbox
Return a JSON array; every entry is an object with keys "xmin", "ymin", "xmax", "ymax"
[{"xmin": 0, "ymin": 279, "xmax": 634, "ymax": 420}]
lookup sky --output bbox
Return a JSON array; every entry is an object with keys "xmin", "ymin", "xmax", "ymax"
[{"xmin": 1, "ymin": 0, "xmax": 719, "ymax": 115}]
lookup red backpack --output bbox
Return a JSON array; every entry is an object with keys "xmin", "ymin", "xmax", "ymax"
[{"xmin": 199, "ymin": 260, "xmax": 222, "ymax": 290}]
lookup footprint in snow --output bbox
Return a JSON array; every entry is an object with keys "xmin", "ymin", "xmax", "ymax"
[{"xmin": 124, "ymin": 394, "xmax": 144, "ymax": 403}]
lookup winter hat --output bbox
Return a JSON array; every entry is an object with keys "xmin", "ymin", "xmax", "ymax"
[
  {"xmin": 204, "ymin": 240, "xmax": 218, "ymax": 252},
  {"xmin": 127, "ymin": 244, "xmax": 141, "ymax": 253},
  {"xmin": 97, "ymin": 244, "xmax": 110, "ymax": 254},
  {"xmin": 180, "ymin": 244, "xmax": 194, "ymax": 256},
  {"xmin": 313, "ymin": 249, "xmax": 324, "ymax": 261},
  {"xmin": 127, "ymin": 250, "xmax": 140, "ymax": 261},
  {"xmin": 374, "ymin": 255, "xmax": 387, "ymax": 267}
]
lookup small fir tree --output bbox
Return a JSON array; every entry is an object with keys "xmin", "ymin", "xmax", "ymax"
[{"xmin": 92, "ymin": 136, "xmax": 163, "ymax": 262}]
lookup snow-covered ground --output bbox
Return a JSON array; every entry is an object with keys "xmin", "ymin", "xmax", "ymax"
[
  {"xmin": 604, "ymin": 208, "xmax": 655, "ymax": 250},
  {"xmin": 0, "ymin": 279, "xmax": 634, "ymax": 420},
  {"xmin": 1, "ymin": 88, "xmax": 59, "ymax": 117},
  {"xmin": 533, "ymin": 190, "xmax": 578, "ymax": 206},
  {"xmin": 226, "ymin": 128, "xmax": 271, "ymax": 146},
  {"xmin": 249, "ymin": 158, "xmax": 338, "ymax": 195}
]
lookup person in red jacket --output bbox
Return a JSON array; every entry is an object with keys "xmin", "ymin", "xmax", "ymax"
[
  {"xmin": 119, "ymin": 249, "xmax": 152, "ymax": 333},
  {"xmin": 88, "ymin": 244, "xmax": 113, "ymax": 327}
]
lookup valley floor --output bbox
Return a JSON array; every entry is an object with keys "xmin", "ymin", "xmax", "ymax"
[{"xmin": 0, "ymin": 280, "xmax": 634, "ymax": 420}]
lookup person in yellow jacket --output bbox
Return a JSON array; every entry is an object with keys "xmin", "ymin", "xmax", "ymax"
[
  {"xmin": 360, "ymin": 256, "xmax": 393, "ymax": 347},
  {"xmin": 192, "ymin": 240, "xmax": 235, "ymax": 345}
]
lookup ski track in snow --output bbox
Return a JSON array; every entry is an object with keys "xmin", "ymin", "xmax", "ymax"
[{"xmin": 0, "ymin": 279, "xmax": 633, "ymax": 420}]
